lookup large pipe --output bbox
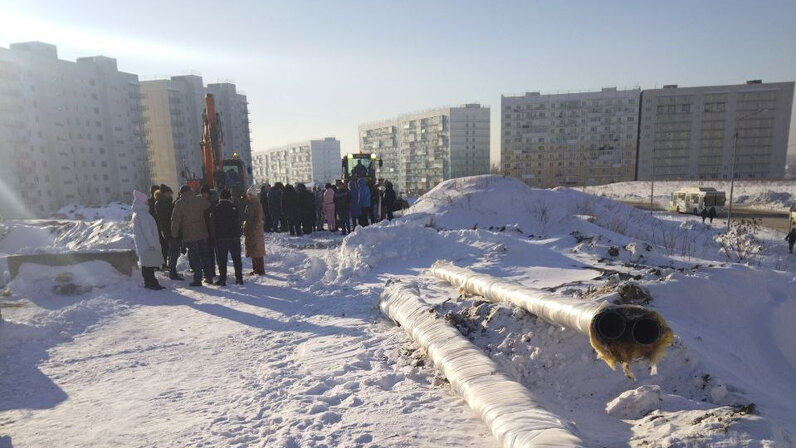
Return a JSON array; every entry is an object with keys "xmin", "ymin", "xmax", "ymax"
[
  {"xmin": 380, "ymin": 281, "xmax": 584, "ymax": 448},
  {"xmin": 428, "ymin": 261, "xmax": 673, "ymax": 378}
]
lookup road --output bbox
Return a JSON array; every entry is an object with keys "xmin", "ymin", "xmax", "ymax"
[{"xmin": 622, "ymin": 201, "xmax": 792, "ymax": 232}]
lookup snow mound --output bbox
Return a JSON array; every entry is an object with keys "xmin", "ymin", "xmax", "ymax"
[
  {"xmin": 605, "ymin": 385, "xmax": 663, "ymax": 419},
  {"xmin": 52, "ymin": 220, "xmax": 133, "ymax": 251},
  {"xmin": 402, "ymin": 175, "xmax": 721, "ymax": 260},
  {"xmin": 54, "ymin": 202, "xmax": 132, "ymax": 221}
]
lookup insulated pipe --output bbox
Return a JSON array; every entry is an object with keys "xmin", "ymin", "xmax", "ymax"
[
  {"xmin": 429, "ymin": 261, "xmax": 674, "ymax": 377},
  {"xmin": 380, "ymin": 281, "xmax": 585, "ymax": 448}
]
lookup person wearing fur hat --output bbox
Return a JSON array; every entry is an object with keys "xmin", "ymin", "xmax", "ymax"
[
  {"xmin": 243, "ymin": 185, "xmax": 266, "ymax": 275},
  {"xmin": 132, "ymin": 190, "xmax": 165, "ymax": 290}
]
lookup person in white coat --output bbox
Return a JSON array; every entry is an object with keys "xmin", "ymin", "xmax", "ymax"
[{"xmin": 132, "ymin": 190, "xmax": 165, "ymax": 290}]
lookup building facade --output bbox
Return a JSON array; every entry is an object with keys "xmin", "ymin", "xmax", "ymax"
[
  {"xmin": 359, "ymin": 104, "xmax": 490, "ymax": 195},
  {"xmin": 140, "ymin": 75, "xmax": 206, "ymax": 190},
  {"xmin": 637, "ymin": 81, "xmax": 794, "ymax": 181},
  {"xmin": 207, "ymin": 83, "xmax": 253, "ymax": 173},
  {"xmin": 252, "ymin": 137, "xmax": 341, "ymax": 186},
  {"xmin": 141, "ymin": 77, "xmax": 254, "ymax": 190},
  {"xmin": 501, "ymin": 88, "xmax": 641, "ymax": 188},
  {"xmin": 0, "ymin": 42, "xmax": 149, "ymax": 218}
]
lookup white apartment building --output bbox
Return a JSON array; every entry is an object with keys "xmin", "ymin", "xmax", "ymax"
[
  {"xmin": 0, "ymin": 42, "xmax": 149, "ymax": 218},
  {"xmin": 637, "ymin": 81, "xmax": 794, "ymax": 181},
  {"xmin": 501, "ymin": 88, "xmax": 641, "ymax": 188},
  {"xmin": 252, "ymin": 138, "xmax": 341, "ymax": 186},
  {"xmin": 207, "ymin": 83, "xmax": 253, "ymax": 173},
  {"xmin": 140, "ymin": 77, "xmax": 253, "ymax": 190},
  {"xmin": 359, "ymin": 104, "xmax": 490, "ymax": 195}
]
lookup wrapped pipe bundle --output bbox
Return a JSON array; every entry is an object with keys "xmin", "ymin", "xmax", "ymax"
[
  {"xmin": 380, "ymin": 281, "xmax": 584, "ymax": 448},
  {"xmin": 429, "ymin": 261, "xmax": 674, "ymax": 378}
]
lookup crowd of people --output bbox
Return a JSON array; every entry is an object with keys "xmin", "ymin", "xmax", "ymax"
[
  {"xmin": 132, "ymin": 183, "xmax": 267, "ymax": 290},
  {"xmin": 258, "ymin": 178, "xmax": 397, "ymax": 236},
  {"xmin": 131, "ymin": 177, "xmax": 399, "ymax": 290}
]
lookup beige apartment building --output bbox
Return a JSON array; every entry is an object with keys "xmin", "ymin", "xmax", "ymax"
[
  {"xmin": 141, "ymin": 77, "xmax": 253, "ymax": 190},
  {"xmin": 637, "ymin": 81, "xmax": 794, "ymax": 181}
]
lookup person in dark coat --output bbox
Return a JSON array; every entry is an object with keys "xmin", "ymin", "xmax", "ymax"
[
  {"xmin": 260, "ymin": 184, "xmax": 272, "ymax": 233},
  {"xmin": 786, "ymin": 228, "xmax": 796, "ymax": 254},
  {"xmin": 213, "ymin": 189, "xmax": 243, "ymax": 285},
  {"xmin": 267, "ymin": 182, "xmax": 283, "ymax": 232},
  {"xmin": 358, "ymin": 177, "xmax": 371, "ymax": 227},
  {"xmin": 154, "ymin": 185, "xmax": 181, "ymax": 279},
  {"xmin": 314, "ymin": 186, "xmax": 325, "ymax": 231},
  {"xmin": 282, "ymin": 184, "xmax": 300, "ymax": 236},
  {"xmin": 348, "ymin": 179, "xmax": 361, "ymax": 229},
  {"xmin": 369, "ymin": 180, "xmax": 379, "ymax": 224},
  {"xmin": 333, "ymin": 180, "xmax": 351, "ymax": 235},
  {"xmin": 382, "ymin": 181, "xmax": 397, "ymax": 221},
  {"xmin": 296, "ymin": 183, "xmax": 315, "ymax": 235},
  {"xmin": 148, "ymin": 185, "xmax": 159, "ymax": 217},
  {"xmin": 201, "ymin": 185, "xmax": 218, "ymax": 281},
  {"xmin": 708, "ymin": 206, "xmax": 717, "ymax": 224},
  {"xmin": 700, "ymin": 208, "xmax": 708, "ymax": 223}
]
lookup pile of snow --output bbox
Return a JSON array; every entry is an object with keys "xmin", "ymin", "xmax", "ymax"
[
  {"xmin": 0, "ymin": 220, "xmax": 132, "ymax": 257},
  {"xmin": 585, "ymin": 180, "xmax": 796, "ymax": 210},
  {"xmin": 53, "ymin": 202, "xmax": 132, "ymax": 221}
]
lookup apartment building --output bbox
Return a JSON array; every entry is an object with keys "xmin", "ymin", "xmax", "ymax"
[
  {"xmin": 501, "ymin": 88, "xmax": 641, "ymax": 188},
  {"xmin": 140, "ymin": 75, "xmax": 205, "ymax": 189},
  {"xmin": 140, "ymin": 77, "xmax": 254, "ymax": 190},
  {"xmin": 252, "ymin": 138, "xmax": 341, "ymax": 186},
  {"xmin": 359, "ymin": 104, "xmax": 490, "ymax": 195},
  {"xmin": 0, "ymin": 42, "xmax": 149, "ymax": 218},
  {"xmin": 637, "ymin": 81, "xmax": 794, "ymax": 181},
  {"xmin": 207, "ymin": 82, "xmax": 253, "ymax": 173}
]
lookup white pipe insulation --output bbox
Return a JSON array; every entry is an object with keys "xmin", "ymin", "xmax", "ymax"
[
  {"xmin": 380, "ymin": 281, "xmax": 584, "ymax": 448},
  {"xmin": 428, "ymin": 261, "xmax": 674, "ymax": 378}
]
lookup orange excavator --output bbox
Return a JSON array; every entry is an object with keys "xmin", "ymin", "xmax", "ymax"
[{"xmin": 187, "ymin": 94, "xmax": 248, "ymax": 197}]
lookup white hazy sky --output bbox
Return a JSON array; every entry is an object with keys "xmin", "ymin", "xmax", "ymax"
[{"xmin": 2, "ymin": 0, "xmax": 795, "ymax": 161}]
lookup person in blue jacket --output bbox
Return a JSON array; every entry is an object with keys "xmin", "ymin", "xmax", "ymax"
[{"xmin": 357, "ymin": 177, "xmax": 371, "ymax": 227}]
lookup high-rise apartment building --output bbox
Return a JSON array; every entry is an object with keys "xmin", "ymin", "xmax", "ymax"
[
  {"xmin": 501, "ymin": 88, "xmax": 641, "ymax": 187},
  {"xmin": 207, "ymin": 83, "xmax": 253, "ymax": 174},
  {"xmin": 637, "ymin": 81, "xmax": 794, "ymax": 181},
  {"xmin": 252, "ymin": 138, "xmax": 340, "ymax": 186},
  {"xmin": 359, "ymin": 104, "xmax": 490, "ymax": 195},
  {"xmin": 141, "ymin": 77, "xmax": 253, "ymax": 190},
  {"xmin": 0, "ymin": 42, "xmax": 149, "ymax": 218},
  {"xmin": 140, "ymin": 75, "xmax": 205, "ymax": 190}
]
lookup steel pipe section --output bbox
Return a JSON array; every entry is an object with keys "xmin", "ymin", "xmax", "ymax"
[
  {"xmin": 429, "ymin": 261, "xmax": 674, "ymax": 378},
  {"xmin": 380, "ymin": 281, "xmax": 584, "ymax": 448}
]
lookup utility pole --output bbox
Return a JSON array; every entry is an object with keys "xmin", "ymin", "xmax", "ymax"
[{"xmin": 727, "ymin": 108, "xmax": 768, "ymax": 231}]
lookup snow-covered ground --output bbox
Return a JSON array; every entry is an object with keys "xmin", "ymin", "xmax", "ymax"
[
  {"xmin": 585, "ymin": 180, "xmax": 796, "ymax": 211},
  {"xmin": 1, "ymin": 175, "xmax": 795, "ymax": 447}
]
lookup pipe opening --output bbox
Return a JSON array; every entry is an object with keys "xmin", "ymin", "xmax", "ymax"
[
  {"xmin": 632, "ymin": 317, "xmax": 660, "ymax": 345},
  {"xmin": 595, "ymin": 310, "xmax": 627, "ymax": 340}
]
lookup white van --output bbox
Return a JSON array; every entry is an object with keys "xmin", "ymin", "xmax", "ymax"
[{"xmin": 669, "ymin": 187, "xmax": 727, "ymax": 215}]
